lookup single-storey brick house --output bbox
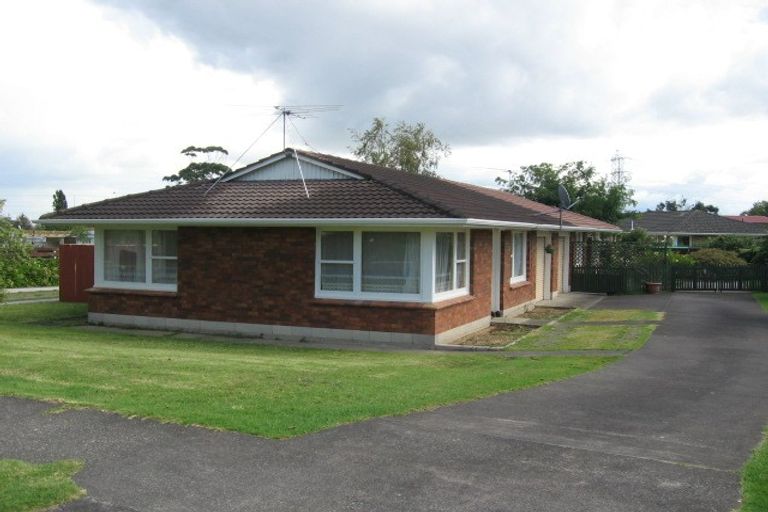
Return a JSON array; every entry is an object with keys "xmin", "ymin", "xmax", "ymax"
[{"xmin": 41, "ymin": 149, "xmax": 620, "ymax": 346}]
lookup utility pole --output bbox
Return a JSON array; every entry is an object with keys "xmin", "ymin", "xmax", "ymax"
[{"xmin": 610, "ymin": 150, "xmax": 629, "ymax": 185}]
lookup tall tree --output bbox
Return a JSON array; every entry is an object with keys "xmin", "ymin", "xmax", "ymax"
[
  {"xmin": 52, "ymin": 190, "xmax": 68, "ymax": 213},
  {"xmin": 742, "ymin": 200, "xmax": 768, "ymax": 216},
  {"xmin": 350, "ymin": 118, "xmax": 450, "ymax": 177},
  {"xmin": 495, "ymin": 161, "xmax": 636, "ymax": 224},
  {"xmin": 163, "ymin": 145, "xmax": 232, "ymax": 185}
]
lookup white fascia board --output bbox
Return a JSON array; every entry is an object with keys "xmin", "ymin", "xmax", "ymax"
[{"xmin": 36, "ymin": 216, "xmax": 621, "ymax": 232}]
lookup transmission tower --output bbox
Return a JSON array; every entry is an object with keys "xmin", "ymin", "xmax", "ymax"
[{"xmin": 610, "ymin": 150, "xmax": 630, "ymax": 185}]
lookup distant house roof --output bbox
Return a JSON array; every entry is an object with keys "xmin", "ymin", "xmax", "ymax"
[
  {"xmin": 40, "ymin": 149, "xmax": 620, "ymax": 231},
  {"xmin": 724, "ymin": 215, "xmax": 768, "ymax": 224},
  {"xmin": 618, "ymin": 210, "xmax": 768, "ymax": 235}
]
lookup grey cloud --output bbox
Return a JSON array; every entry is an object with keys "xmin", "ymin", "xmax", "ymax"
[{"xmin": 95, "ymin": 0, "xmax": 613, "ymax": 149}]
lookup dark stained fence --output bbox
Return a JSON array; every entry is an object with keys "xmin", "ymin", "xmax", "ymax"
[
  {"xmin": 671, "ymin": 265, "xmax": 768, "ymax": 292},
  {"xmin": 570, "ymin": 240, "xmax": 768, "ymax": 294},
  {"xmin": 59, "ymin": 244, "xmax": 94, "ymax": 303}
]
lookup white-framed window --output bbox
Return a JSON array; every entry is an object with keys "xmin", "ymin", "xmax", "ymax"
[
  {"xmin": 97, "ymin": 228, "xmax": 178, "ymax": 291},
  {"xmin": 435, "ymin": 231, "xmax": 470, "ymax": 296},
  {"xmin": 511, "ymin": 231, "xmax": 527, "ymax": 284},
  {"xmin": 316, "ymin": 229, "xmax": 422, "ymax": 301},
  {"xmin": 316, "ymin": 228, "xmax": 469, "ymax": 303}
]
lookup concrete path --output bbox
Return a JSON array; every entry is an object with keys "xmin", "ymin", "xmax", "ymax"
[{"xmin": 2, "ymin": 293, "xmax": 767, "ymax": 511}]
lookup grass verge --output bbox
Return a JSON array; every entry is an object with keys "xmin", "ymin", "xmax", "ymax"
[
  {"xmin": 505, "ymin": 308, "xmax": 661, "ymax": 352},
  {"xmin": 753, "ymin": 292, "xmax": 768, "ymax": 313},
  {"xmin": 0, "ymin": 303, "xmax": 615, "ymax": 438},
  {"xmin": 0, "ymin": 459, "xmax": 84, "ymax": 512},
  {"xmin": 739, "ymin": 429, "xmax": 768, "ymax": 512},
  {"xmin": 562, "ymin": 309, "xmax": 665, "ymax": 323}
]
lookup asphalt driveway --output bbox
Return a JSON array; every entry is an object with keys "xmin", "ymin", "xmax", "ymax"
[{"xmin": 2, "ymin": 292, "xmax": 767, "ymax": 511}]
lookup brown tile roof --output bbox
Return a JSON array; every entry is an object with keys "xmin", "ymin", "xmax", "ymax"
[
  {"xmin": 43, "ymin": 179, "xmax": 448, "ymax": 220},
  {"xmin": 617, "ymin": 211, "xmax": 768, "ymax": 235},
  {"xmin": 42, "ymin": 148, "xmax": 620, "ymax": 231},
  {"xmin": 298, "ymin": 150, "xmax": 620, "ymax": 230}
]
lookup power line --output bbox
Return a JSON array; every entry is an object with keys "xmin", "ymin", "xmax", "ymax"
[{"xmin": 204, "ymin": 114, "xmax": 281, "ymax": 196}]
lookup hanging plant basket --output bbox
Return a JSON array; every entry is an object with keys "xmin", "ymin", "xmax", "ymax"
[{"xmin": 544, "ymin": 244, "xmax": 555, "ymax": 254}]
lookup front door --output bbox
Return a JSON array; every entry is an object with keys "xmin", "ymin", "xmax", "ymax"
[{"xmin": 535, "ymin": 236, "xmax": 545, "ymax": 301}]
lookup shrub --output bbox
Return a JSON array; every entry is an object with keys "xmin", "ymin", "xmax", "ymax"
[
  {"xmin": 0, "ymin": 220, "xmax": 59, "ymax": 288},
  {"xmin": 690, "ymin": 248, "xmax": 748, "ymax": 266}
]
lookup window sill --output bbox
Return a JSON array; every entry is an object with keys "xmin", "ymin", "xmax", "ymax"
[
  {"xmin": 86, "ymin": 287, "xmax": 178, "ymax": 298},
  {"xmin": 509, "ymin": 280, "xmax": 532, "ymax": 290},
  {"xmin": 312, "ymin": 294, "xmax": 475, "ymax": 310}
]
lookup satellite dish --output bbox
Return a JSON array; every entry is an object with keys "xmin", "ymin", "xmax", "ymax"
[{"xmin": 558, "ymin": 184, "xmax": 573, "ymax": 209}]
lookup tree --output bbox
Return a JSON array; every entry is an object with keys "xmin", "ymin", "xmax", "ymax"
[
  {"xmin": 655, "ymin": 198, "xmax": 687, "ymax": 212},
  {"xmin": 495, "ymin": 161, "xmax": 636, "ymax": 224},
  {"xmin": 742, "ymin": 200, "xmax": 768, "ymax": 216},
  {"xmin": 163, "ymin": 146, "xmax": 232, "ymax": 185},
  {"xmin": 52, "ymin": 190, "xmax": 68, "ymax": 213},
  {"xmin": 350, "ymin": 118, "xmax": 450, "ymax": 177},
  {"xmin": 690, "ymin": 201, "xmax": 719, "ymax": 214}
]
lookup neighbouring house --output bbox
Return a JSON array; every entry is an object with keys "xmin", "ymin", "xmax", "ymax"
[
  {"xmin": 618, "ymin": 210, "xmax": 768, "ymax": 250},
  {"xmin": 40, "ymin": 148, "xmax": 620, "ymax": 346},
  {"xmin": 724, "ymin": 215, "xmax": 768, "ymax": 225}
]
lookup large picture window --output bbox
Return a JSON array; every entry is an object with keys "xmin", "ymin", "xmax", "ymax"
[
  {"xmin": 362, "ymin": 232, "xmax": 420, "ymax": 294},
  {"xmin": 511, "ymin": 231, "xmax": 527, "ymax": 283},
  {"xmin": 100, "ymin": 228, "xmax": 177, "ymax": 290},
  {"xmin": 316, "ymin": 229, "xmax": 469, "ymax": 302}
]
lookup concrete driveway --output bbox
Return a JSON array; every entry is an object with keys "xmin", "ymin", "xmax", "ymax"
[{"xmin": 2, "ymin": 293, "xmax": 767, "ymax": 511}]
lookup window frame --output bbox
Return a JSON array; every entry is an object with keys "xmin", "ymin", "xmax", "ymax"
[
  {"xmin": 433, "ymin": 231, "xmax": 471, "ymax": 300},
  {"xmin": 315, "ymin": 228, "xmax": 470, "ymax": 303},
  {"xmin": 510, "ymin": 230, "xmax": 528, "ymax": 284},
  {"xmin": 95, "ymin": 226, "xmax": 178, "ymax": 292}
]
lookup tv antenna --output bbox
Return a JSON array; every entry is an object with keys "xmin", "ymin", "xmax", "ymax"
[
  {"xmin": 529, "ymin": 184, "xmax": 581, "ymax": 229},
  {"xmin": 274, "ymin": 105, "xmax": 342, "ymax": 149}
]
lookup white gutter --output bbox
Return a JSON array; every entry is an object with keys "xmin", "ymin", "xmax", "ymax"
[{"xmin": 35, "ymin": 217, "xmax": 621, "ymax": 233}]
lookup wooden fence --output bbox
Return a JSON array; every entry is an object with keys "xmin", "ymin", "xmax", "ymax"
[{"xmin": 570, "ymin": 241, "xmax": 768, "ymax": 294}]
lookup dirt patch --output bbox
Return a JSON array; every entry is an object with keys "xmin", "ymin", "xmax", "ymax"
[
  {"xmin": 455, "ymin": 324, "xmax": 538, "ymax": 347},
  {"xmin": 518, "ymin": 307, "xmax": 571, "ymax": 321}
]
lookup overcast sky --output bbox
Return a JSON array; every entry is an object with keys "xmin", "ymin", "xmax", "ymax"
[{"xmin": 2, "ymin": 0, "xmax": 767, "ymax": 219}]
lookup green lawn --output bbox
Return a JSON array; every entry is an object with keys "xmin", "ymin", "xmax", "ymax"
[
  {"xmin": 0, "ymin": 459, "xmax": 84, "ymax": 512},
  {"xmin": 754, "ymin": 292, "xmax": 768, "ymax": 313},
  {"xmin": 0, "ymin": 303, "xmax": 615, "ymax": 438}
]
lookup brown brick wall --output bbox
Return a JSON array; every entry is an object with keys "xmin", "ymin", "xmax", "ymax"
[
  {"xmin": 89, "ymin": 227, "xmax": 496, "ymax": 336},
  {"xmin": 500, "ymin": 231, "xmax": 537, "ymax": 310}
]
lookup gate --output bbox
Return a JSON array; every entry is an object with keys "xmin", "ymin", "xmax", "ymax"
[
  {"xmin": 671, "ymin": 265, "xmax": 768, "ymax": 292},
  {"xmin": 58, "ymin": 244, "xmax": 94, "ymax": 302}
]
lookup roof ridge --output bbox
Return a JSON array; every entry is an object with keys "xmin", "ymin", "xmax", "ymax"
[{"xmin": 295, "ymin": 150, "xmax": 462, "ymax": 218}]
